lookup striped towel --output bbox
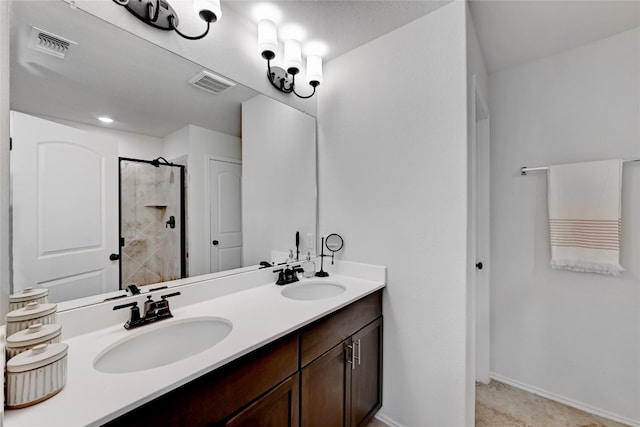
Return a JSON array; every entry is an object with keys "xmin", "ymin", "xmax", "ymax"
[{"xmin": 548, "ymin": 160, "xmax": 623, "ymax": 276}]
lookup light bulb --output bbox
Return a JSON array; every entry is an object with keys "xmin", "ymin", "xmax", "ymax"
[
  {"xmin": 306, "ymin": 55, "xmax": 323, "ymax": 86},
  {"xmin": 193, "ymin": 0, "xmax": 221, "ymax": 23},
  {"xmin": 283, "ymin": 39, "xmax": 302, "ymax": 75},
  {"xmin": 258, "ymin": 19, "xmax": 278, "ymax": 60}
]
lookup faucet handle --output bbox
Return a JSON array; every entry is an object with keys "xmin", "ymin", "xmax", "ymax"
[
  {"xmin": 114, "ymin": 301, "xmax": 138, "ymax": 310},
  {"xmin": 113, "ymin": 301, "xmax": 142, "ymax": 329},
  {"xmin": 127, "ymin": 284, "xmax": 141, "ymax": 295},
  {"xmin": 161, "ymin": 291, "xmax": 181, "ymax": 300},
  {"xmin": 273, "ymin": 268, "xmax": 287, "ymax": 286},
  {"xmin": 155, "ymin": 292, "xmax": 180, "ymax": 318}
]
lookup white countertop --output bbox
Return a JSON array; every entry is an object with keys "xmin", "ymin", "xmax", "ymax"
[{"xmin": 5, "ymin": 262, "xmax": 385, "ymax": 426}]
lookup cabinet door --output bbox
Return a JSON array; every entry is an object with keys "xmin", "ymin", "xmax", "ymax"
[
  {"xmin": 301, "ymin": 341, "xmax": 349, "ymax": 427},
  {"xmin": 226, "ymin": 373, "xmax": 299, "ymax": 427},
  {"xmin": 350, "ymin": 318, "xmax": 383, "ymax": 427}
]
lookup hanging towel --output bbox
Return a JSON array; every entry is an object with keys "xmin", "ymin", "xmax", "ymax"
[{"xmin": 547, "ymin": 159, "xmax": 623, "ymax": 276}]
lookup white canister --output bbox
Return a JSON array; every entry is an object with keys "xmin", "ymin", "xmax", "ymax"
[
  {"xmin": 6, "ymin": 343, "xmax": 68, "ymax": 408},
  {"xmin": 6, "ymin": 302, "xmax": 57, "ymax": 337},
  {"xmin": 6, "ymin": 323, "xmax": 62, "ymax": 359},
  {"xmin": 9, "ymin": 288, "xmax": 49, "ymax": 311}
]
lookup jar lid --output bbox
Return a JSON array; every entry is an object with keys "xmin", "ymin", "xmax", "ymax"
[
  {"xmin": 6, "ymin": 343, "xmax": 68, "ymax": 372},
  {"xmin": 9, "ymin": 287, "xmax": 48, "ymax": 303},
  {"xmin": 6, "ymin": 302, "xmax": 57, "ymax": 321},
  {"xmin": 6, "ymin": 323, "xmax": 61, "ymax": 348}
]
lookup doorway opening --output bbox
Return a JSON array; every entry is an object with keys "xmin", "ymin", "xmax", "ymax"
[{"xmin": 118, "ymin": 157, "xmax": 186, "ymax": 288}]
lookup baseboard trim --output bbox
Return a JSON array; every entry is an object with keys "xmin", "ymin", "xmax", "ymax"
[
  {"xmin": 374, "ymin": 412, "xmax": 404, "ymax": 427},
  {"xmin": 489, "ymin": 372, "xmax": 640, "ymax": 427}
]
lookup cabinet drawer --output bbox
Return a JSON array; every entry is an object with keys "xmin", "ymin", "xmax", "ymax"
[
  {"xmin": 300, "ymin": 290, "xmax": 382, "ymax": 367},
  {"xmin": 106, "ymin": 333, "xmax": 299, "ymax": 426},
  {"xmin": 226, "ymin": 372, "xmax": 299, "ymax": 427}
]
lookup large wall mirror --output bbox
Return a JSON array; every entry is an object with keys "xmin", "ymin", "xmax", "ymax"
[{"xmin": 8, "ymin": 0, "xmax": 317, "ymax": 312}]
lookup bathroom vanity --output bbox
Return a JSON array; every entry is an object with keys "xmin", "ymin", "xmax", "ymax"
[
  {"xmin": 4, "ymin": 261, "xmax": 385, "ymax": 427},
  {"xmin": 107, "ymin": 291, "xmax": 382, "ymax": 427}
]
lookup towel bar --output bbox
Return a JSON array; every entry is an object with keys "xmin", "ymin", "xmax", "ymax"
[{"xmin": 521, "ymin": 159, "xmax": 640, "ymax": 175}]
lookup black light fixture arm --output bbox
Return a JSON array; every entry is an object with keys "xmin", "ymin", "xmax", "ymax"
[
  {"xmin": 112, "ymin": 0, "xmax": 217, "ymax": 41},
  {"xmin": 291, "ymin": 74, "xmax": 317, "ymax": 99},
  {"xmin": 265, "ymin": 60, "xmax": 318, "ymax": 99},
  {"xmin": 169, "ymin": 15, "xmax": 211, "ymax": 41}
]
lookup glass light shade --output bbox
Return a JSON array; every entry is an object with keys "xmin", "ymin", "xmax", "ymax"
[
  {"xmin": 193, "ymin": 0, "xmax": 222, "ymax": 22},
  {"xmin": 306, "ymin": 55, "xmax": 323, "ymax": 85},
  {"xmin": 258, "ymin": 19, "xmax": 278, "ymax": 58},
  {"xmin": 283, "ymin": 39, "xmax": 302, "ymax": 74}
]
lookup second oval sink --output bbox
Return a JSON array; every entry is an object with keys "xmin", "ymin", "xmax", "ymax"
[
  {"xmin": 94, "ymin": 317, "xmax": 232, "ymax": 374},
  {"xmin": 281, "ymin": 281, "xmax": 346, "ymax": 301}
]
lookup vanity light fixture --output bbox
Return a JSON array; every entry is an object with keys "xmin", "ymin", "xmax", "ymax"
[
  {"xmin": 258, "ymin": 19, "xmax": 323, "ymax": 99},
  {"xmin": 112, "ymin": 0, "xmax": 221, "ymax": 40}
]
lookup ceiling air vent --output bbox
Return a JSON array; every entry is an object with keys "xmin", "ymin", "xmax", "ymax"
[
  {"xmin": 189, "ymin": 71, "xmax": 235, "ymax": 95},
  {"xmin": 28, "ymin": 26, "xmax": 77, "ymax": 59}
]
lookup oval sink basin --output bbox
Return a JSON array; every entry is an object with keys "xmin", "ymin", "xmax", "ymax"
[
  {"xmin": 94, "ymin": 317, "xmax": 232, "ymax": 374},
  {"xmin": 281, "ymin": 281, "xmax": 346, "ymax": 301}
]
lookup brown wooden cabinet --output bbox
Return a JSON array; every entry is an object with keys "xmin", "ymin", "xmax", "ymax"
[
  {"xmin": 105, "ymin": 334, "xmax": 299, "ymax": 427},
  {"xmin": 105, "ymin": 290, "xmax": 383, "ymax": 427},
  {"xmin": 301, "ymin": 341, "xmax": 349, "ymax": 427},
  {"xmin": 300, "ymin": 292, "xmax": 383, "ymax": 427},
  {"xmin": 350, "ymin": 318, "xmax": 383, "ymax": 427},
  {"xmin": 226, "ymin": 373, "xmax": 299, "ymax": 427}
]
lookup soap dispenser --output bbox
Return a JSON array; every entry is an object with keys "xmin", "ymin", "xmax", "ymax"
[
  {"xmin": 302, "ymin": 251, "xmax": 316, "ymax": 278},
  {"xmin": 286, "ymin": 249, "xmax": 295, "ymax": 263}
]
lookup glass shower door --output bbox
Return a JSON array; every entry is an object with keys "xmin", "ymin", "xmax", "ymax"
[{"xmin": 119, "ymin": 158, "xmax": 186, "ymax": 288}]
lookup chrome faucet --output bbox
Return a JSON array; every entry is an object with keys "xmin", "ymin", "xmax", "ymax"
[{"xmin": 114, "ymin": 291, "xmax": 181, "ymax": 330}]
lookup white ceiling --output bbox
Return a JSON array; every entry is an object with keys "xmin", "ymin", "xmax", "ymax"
[
  {"xmin": 226, "ymin": 1, "xmax": 640, "ymax": 73},
  {"xmin": 10, "ymin": 1, "xmax": 640, "ymax": 139},
  {"xmin": 225, "ymin": 1, "xmax": 452, "ymax": 62},
  {"xmin": 468, "ymin": 0, "xmax": 640, "ymax": 73}
]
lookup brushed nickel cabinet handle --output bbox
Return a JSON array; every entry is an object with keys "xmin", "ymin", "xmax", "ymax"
[{"xmin": 346, "ymin": 343, "xmax": 355, "ymax": 370}]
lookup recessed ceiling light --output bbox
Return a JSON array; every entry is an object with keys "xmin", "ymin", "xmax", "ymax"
[{"xmin": 98, "ymin": 116, "xmax": 114, "ymax": 123}]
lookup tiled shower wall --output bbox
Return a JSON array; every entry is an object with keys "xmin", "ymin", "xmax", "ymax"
[{"xmin": 120, "ymin": 160, "xmax": 183, "ymax": 287}]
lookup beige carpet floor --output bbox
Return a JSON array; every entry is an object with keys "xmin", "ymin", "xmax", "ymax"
[
  {"xmin": 365, "ymin": 380, "xmax": 629, "ymax": 427},
  {"xmin": 476, "ymin": 380, "xmax": 630, "ymax": 427}
]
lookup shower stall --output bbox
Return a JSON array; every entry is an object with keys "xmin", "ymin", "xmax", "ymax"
[{"xmin": 118, "ymin": 157, "xmax": 186, "ymax": 288}]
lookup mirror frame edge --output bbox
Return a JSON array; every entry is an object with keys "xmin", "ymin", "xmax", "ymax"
[{"xmin": 1, "ymin": 0, "xmax": 11, "ymax": 322}]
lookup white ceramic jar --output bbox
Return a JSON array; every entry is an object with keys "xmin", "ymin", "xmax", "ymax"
[
  {"xmin": 9, "ymin": 288, "xmax": 49, "ymax": 311},
  {"xmin": 6, "ymin": 323, "xmax": 62, "ymax": 358},
  {"xmin": 6, "ymin": 343, "xmax": 68, "ymax": 408},
  {"xmin": 6, "ymin": 302, "xmax": 57, "ymax": 336}
]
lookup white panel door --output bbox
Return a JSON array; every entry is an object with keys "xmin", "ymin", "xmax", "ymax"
[
  {"xmin": 209, "ymin": 159, "xmax": 242, "ymax": 273},
  {"xmin": 11, "ymin": 112, "xmax": 119, "ymax": 302}
]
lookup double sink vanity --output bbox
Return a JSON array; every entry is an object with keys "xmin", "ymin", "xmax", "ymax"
[{"xmin": 4, "ymin": 260, "xmax": 385, "ymax": 426}]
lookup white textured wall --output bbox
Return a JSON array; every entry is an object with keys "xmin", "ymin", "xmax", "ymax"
[
  {"xmin": 242, "ymin": 95, "xmax": 316, "ymax": 266},
  {"xmin": 43, "ymin": 117, "xmax": 162, "ymax": 160},
  {"xmin": 182, "ymin": 125, "xmax": 241, "ymax": 276},
  {"xmin": 162, "ymin": 126, "xmax": 190, "ymax": 161},
  {"xmin": 319, "ymin": 2, "xmax": 470, "ymax": 425},
  {"xmin": 489, "ymin": 27, "xmax": 640, "ymax": 424}
]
